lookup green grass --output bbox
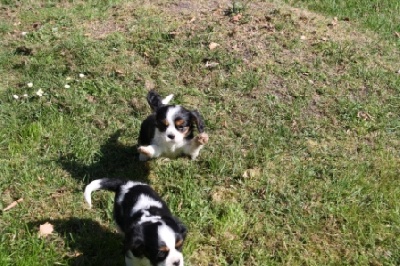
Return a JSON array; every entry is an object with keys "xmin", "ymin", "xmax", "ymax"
[
  {"xmin": 286, "ymin": 0, "xmax": 400, "ymax": 43},
  {"xmin": 1, "ymin": 0, "xmax": 400, "ymax": 265}
]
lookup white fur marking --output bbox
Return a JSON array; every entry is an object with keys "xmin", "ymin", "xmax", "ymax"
[
  {"xmin": 117, "ymin": 181, "xmax": 143, "ymax": 204},
  {"xmin": 84, "ymin": 179, "xmax": 102, "ymax": 208},
  {"xmin": 158, "ymin": 223, "xmax": 184, "ymax": 266},
  {"xmin": 163, "ymin": 106, "xmax": 185, "ymax": 145},
  {"xmin": 161, "ymin": 94, "xmax": 174, "ymax": 105},
  {"xmin": 131, "ymin": 194, "xmax": 163, "ymax": 216}
]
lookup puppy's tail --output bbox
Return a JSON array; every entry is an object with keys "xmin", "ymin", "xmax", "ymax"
[
  {"xmin": 84, "ymin": 178, "xmax": 126, "ymax": 208},
  {"xmin": 147, "ymin": 90, "xmax": 174, "ymax": 111}
]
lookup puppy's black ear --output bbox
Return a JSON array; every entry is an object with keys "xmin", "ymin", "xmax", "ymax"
[
  {"xmin": 124, "ymin": 224, "xmax": 144, "ymax": 256},
  {"xmin": 147, "ymin": 90, "xmax": 164, "ymax": 112},
  {"xmin": 165, "ymin": 216, "xmax": 188, "ymax": 239},
  {"xmin": 190, "ymin": 110, "xmax": 205, "ymax": 133},
  {"xmin": 177, "ymin": 220, "xmax": 187, "ymax": 239}
]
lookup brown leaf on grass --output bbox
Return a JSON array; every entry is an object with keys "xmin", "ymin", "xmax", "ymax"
[
  {"xmin": 209, "ymin": 42, "xmax": 219, "ymax": 50},
  {"xmin": 168, "ymin": 31, "xmax": 179, "ymax": 38},
  {"xmin": 231, "ymin": 13, "xmax": 242, "ymax": 23},
  {"xmin": 242, "ymin": 168, "xmax": 261, "ymax": 179},
  {"xmin": 357, "ymin": 111, "xmax": 374, "ymax": 121},
  {"xmin": 205, "ymin": 61, "xmax": 219, "ymax": 69},
  {"xmin": 328, "ymin": 16, "xmax": 338, "ymax": 27},
  {"xmin": 394, "ymin": 32, "xmax": 400, "ymax": 38},
  {"xmin": 3, "ymin": 198, "xmax": 23, "ymax": 211},
  {"xmin": 86, "ymin": 95, "xmax": 96, "ymax": 103},
  {"xmin": 114, "ymin": 69, "xmax": 125, "ymax": 77},
  {"xmin": 39, "ymin": 222, "xmax": 54, "ymax": 237}
]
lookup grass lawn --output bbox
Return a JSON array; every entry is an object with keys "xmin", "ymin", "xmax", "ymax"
[{"xmin": 1, "ymin": 0, "xmax": 399, "ymax": 265}]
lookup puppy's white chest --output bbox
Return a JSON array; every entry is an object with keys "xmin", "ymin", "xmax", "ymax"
[{"xmin": 152, "ymin": 130, "xmax": 187, "ymax": 157}]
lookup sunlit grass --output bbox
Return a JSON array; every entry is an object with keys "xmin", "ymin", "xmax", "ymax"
[{"xmin": 0, "ymin": 0, "xmax": 399, "ymax": 265}]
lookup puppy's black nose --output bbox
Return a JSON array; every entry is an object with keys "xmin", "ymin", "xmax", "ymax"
[
  {"xmin": 167, "ymin": 134, "xmax": 175, "ymax": 139},
  {"xmin": 172, "ymin": 260, "xmax": 180, "ymax": 266}
]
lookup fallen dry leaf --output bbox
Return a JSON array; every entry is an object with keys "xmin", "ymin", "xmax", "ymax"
[
  {"xmin": 357, "ymin": 111, "xmax": 374, "ymax": 121},
  {"xmin": 395, "ymin": 32, "xmax": 400, "ymax": 38},
  {"xmin": 231, "ymin": 13, "xmax": 242, "ymax": 23},
  {"xmin": 39, "ymin": 222, "xmax": 54, "ymax": 237},
  {"xmin": 242, "ymin": 168, "xmax": 261, "ymax": 179},
  {"xmin": 328, "ymin": 16, "xmax": 338, "ymax": 27},
  {"xmin": 86, "ymin": 95, "xmax": 96, "ymax": 103},
  {"xmin": 3, "ymin": 198, "xmax": 23, "ymax": 211},
  {"xmin": 205, "ymin": 61, "xmax": 219, "ymax": 69},
  {"xmin": 209, "ymin": 42, "xmax": 219, "ymax": 50}
]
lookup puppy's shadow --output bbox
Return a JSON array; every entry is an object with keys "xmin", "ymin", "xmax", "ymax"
[
  {"xmin": 59, "ymin": 129, "xmax": 149, "ymax": 183},
  {"xmin": 29, "ymin": 218, "xmax": 124, "ymax": 266}
]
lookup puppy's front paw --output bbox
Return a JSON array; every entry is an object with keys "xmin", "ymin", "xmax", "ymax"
[
  {"xmin": 195, "ymin": 133, "xmax": 209, "ymax": 145},
  {"xmin": 138, "ymin": 146, "xmax": 152, "ymax": 157}
]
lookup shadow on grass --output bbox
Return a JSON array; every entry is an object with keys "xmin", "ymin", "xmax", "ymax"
[
  {"xmin": 59, "ymin": 129, "xmax": 150, "ymax": 184},
  {"xmin": 29, "ymin": 218, "xmax": 124, "ymax": 266}
]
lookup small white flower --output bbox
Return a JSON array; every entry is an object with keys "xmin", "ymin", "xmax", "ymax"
[
  {"xmin": 21, "ymin": 32, "xmax": 28, "ymax": 36},
  {"xmin": 36, "ymin": 89, "xmax": 44, "ymax": 97},
  {"xmin": 66, "ymin": 77, "xmax": 72, "ymax": 81},
  {"xmin": 23, "ymin": 94, "xmax": 28, "ymax": 97},
  {"xmin": 27, "ymin": 82, "xmax": 33, "ymax": 88},
  {"xmin": 79, "ymin": 73, "xmax": 85, "ymax": 78},
  {"xmin": 64, "ymin": 84, "xmax": 71, "ymax": 89},
  {"xmin": 13, "ymin": 95, "xmax": 19, "ymax": 100}
]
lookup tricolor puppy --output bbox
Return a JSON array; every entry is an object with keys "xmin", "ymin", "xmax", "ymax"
[
  {"xmin": 138, "ymin": 90, "xmax": 208, "ymax": 161},
  {"xmin": 84, "ymin": 178, "xmax": 187, "ymax": 266}
]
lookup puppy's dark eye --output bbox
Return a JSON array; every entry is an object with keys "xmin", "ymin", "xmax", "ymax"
[
  {"xmin": 177, "ymin": 126, "xmax": 189, "ymax": 132},
  {"xmin": 157, "ymin": 248, "xmax": 169, "ymax": 260}
]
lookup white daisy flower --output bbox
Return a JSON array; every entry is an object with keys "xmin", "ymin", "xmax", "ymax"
[
  {"xmin": 79, "ymin": 73, "xmax": 85, "ymax": 78},
  {"xmin": 27, "ymin": 82, "xmax": 33, "ymax": 88},
  {"xmin": 36, "ymin": 89, "xmax": 44, "ymax": 97},
  {"xmin": 66, "ymin": 77, "xmax": 72, "ymax": 81},
  {"xmin": 21, "ymin": 32, "xmax": 28, "ymax": 37},
  {"xmin": 13, "ymin": 95, "xmax": 19, "ymax": 99},
  {"xmin": 23, "ymin": 94, "xmax": 28, "ymax": 97},
  {"xmin": 64, "ymin": 84, "xmax": 70, "ymax": 89}
]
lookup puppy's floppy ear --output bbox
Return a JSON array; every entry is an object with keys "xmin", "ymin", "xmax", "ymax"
[
  {"xmin": 190, "ymin": 110, "xmax": 205, "ymax": 133},
  {"xmin": 124, "ymin": 224, "xmax": 144, "ymax": 256},
  {"xmin": 164, "ymin": 216, "xmax": 188, "ymax": 239},
  {"xmin": 177, "ymin": 220, "xmax": 187, "ymax": 239},
  {"xmin": 147, "ymin": 90, "xmax": 164, "ymax": 112}
]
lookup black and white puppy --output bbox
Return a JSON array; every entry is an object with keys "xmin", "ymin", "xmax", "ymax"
[
  {"xmin": 138, "ymin": 90, "xmax": 208, "ymax": 161},
  {"xmin": 84, "ymin": 178, "xmax": 187, "ymax": 266}
]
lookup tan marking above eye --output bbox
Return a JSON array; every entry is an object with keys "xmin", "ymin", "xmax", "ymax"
[
  {"xmin": 175, "ymin": 119, "xmax": 184, "ymax": 126},
  {"xmin": 159, "ymin": 246, "xmax": 170, "ymax": 252},
  {"xmin": 175, "ymin": 239, "xmax": 183, "ymax": 248},
  {"xmin": 162, "ymin": 119, "xmax": 169, "ymax": 126}
]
